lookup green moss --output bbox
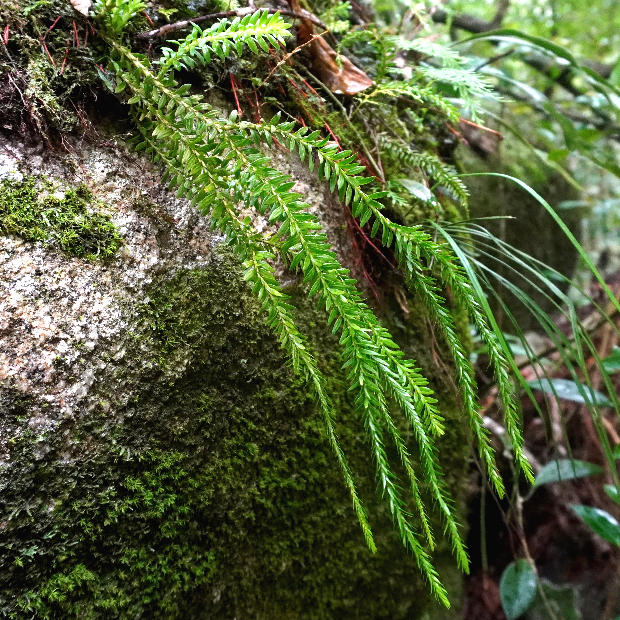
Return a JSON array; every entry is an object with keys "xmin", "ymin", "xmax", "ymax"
[
  {"xmin": 1, "ymin": 251, "xmax": 468, "ymax": 620},
  {"xmin": 0, "ymin": 177, "xmax": 122, "ymax": 260}
]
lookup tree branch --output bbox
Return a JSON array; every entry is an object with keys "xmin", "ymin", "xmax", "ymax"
[{"xmin": 432, "ymin": 0, "xmax": 510, "ymax": 34}]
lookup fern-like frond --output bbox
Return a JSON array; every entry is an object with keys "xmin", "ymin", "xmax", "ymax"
[
  {"xmin": 94, "ymin": 0, "xmax": 146, "ymax": 33},
  {"xmin": 101, "ymin": 9, "xmax": 457, "ymax": 592},
  {"xmin": 94, "ymin": 0, "xmax": 535, "ymax": 604},
  {"xmin": 378, "ymin": 135, "xmax": 469, "ymax": 207},
  {"xmin": 388, "ymin": 36, "xmax": 463, "ymax": 66},
  {"xmin": 384, "ymin": 35, "xmax": 497, "ymax": 116},
  {"xmin": 361, "ymin": 80, "xmax": 460, "ymax": 123},
  {"xmin": 417, "ymin": 66, "xmax": 496, "ymax": 99},
  {"xmin": 135, "ymin": 114, "xmax": 380, "ymax": 554},
  {"xmin": 227, "ymin": 145, "xmax": 465, "ymax": 592},
  {"xmin": 253, "ymin": 119, "xmax": 530, "ymax": 486},
  {"xmin": 157, "ymin": 11, "xmax": 290, "ymax": 76}
]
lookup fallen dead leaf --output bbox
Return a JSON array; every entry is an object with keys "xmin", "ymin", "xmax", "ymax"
[
  {"xmin": 293, "ymin": 1, "xmax": 372, "ymax": 96},
  {"xmin": 309, "ymin": 34, "xmax": 372, "ymax": 96},
  {"xmin": 70, "ymin": 0, "xmax": 91, "ymax": 17}
]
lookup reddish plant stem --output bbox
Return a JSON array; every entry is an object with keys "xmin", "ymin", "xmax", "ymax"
[
  {"xmin": 287, "ymin": 78, "xmax": 308, "ymax": 99},
  {"xmin": 323, "ymin": 121, "xmax": 340, "ymax": 147},
  {"xmin": 141, "ymin": 10, "xmax": 154, "ymax": 26},
  {"xmin": 446, "ymin": 123, "xmax": 468, "ymax": 145},
  {"xmin": 60, "ymin": 40, "xmax": 69, "ymax": 74},
  {"xmin": 40, "ymin": 38, "xmax": 56, "ymax": 66},
  {"xmin": 459, "ymin": 117, "xmax": 504, "ymax": 138},
  {"xmin": 43, "ymin": 16, "xmax": 61, "ymax": 38},
  {"xmin": 72, "ymin": 20, "xmax": 80, "ymax": 47},
  {"xmin": 229, "ymin": 72, "xmax": 243, "ymax": 117}
]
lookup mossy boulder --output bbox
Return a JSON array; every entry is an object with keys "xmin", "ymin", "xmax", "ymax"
[{"xmin": 0, "ymin": 133, "xmax": 468, "ymax": 619}]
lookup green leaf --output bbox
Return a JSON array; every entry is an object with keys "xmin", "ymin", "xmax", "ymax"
[
  {"xmin": 547, "ymin": 148, "xmax": 570, "ymax": 162},
  {"xmin": 571, "ymin": 505, "xmax": 620, "ymax": 546},
  {"xmin": 526, "ymin": 582, "xmax": 580, "ymax": 620},
  {"xmin": 499, "ymin": 559, "xmax": 537, "ymax": 620},
  {"xmin": 533, "ymin": 459, "xmax": 603, "ymax": 488},
  {"xmin": 527, "ymin": 378, "xmax": 613, "ymax": 407},
  {"xmin": 397, "ymin": 179, "xmax": 433, "ymax": 202},
  {"xmin": 604, "ymin": 484, "xmax": 620, "ymax": 505},
  {"xmin": 602, "ymin": 347, "xmax": 620, "ymax": 374}
]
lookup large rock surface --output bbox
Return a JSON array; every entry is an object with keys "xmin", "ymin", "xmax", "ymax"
[{"xmin": 0, "ymin": 130, "xmax": 467, "ymax": 619}]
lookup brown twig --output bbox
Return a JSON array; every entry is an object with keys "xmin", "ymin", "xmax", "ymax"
[
  {"xmin": 7, "ymin": 73, "xmax": 28, "ymax": 108},
  {"xmin": 136, "ymin": 7, "xmax": 326, "ymax": 39},
  {"xmin": 474, "ymin": 48, "xmax": 516, "ymax": 71},
  {"xmin": 290, "ymin": 78, "xmax": 310, "ymax": 99},
  {"xmin": 300, "ymin": 77, "xmax": 321, "ymax": 99},
  {"xmin": 358, "ymin": 114, "xmax": 385, "ymax": 182},
  {"xmin": 432, "ymin": 0, "xmax": 510, "ymax": 34},
  {"xmin": 272, "ymin": 136, "xmax": 290, "ymax": 152},
  {"xmin": 459, "ymin": 117, "xmax": 504, "ymax": 139},
  {"xmin": 345, "ymin": 201, "xmax": 397, "ymax": 270},
  {"xmin": 514, "ymin": 494, "xmax": 563, "ymax": 620},
  {"xmin": 69, "ymin": 99, "xmax": 89, "ymax": 130},
  {"xmin": 252, "ymin": 87, "xmax": 261, "ymax": 121}
]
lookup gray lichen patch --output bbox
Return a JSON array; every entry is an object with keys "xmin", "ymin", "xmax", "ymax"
[{"xmin": 0, "ymin": 132, "xmax": 220, "ymax": 452}]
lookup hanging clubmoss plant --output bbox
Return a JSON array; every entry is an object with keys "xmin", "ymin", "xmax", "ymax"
[
  {"xmin": 87, "ymin": 0, "xmax": 620, "ymax": 606},
  {"xmin": 89, "ymin": 0, "xmax": 530, "ymax": 604}
]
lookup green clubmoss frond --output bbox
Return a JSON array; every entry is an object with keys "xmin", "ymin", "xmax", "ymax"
[{"xmin": 92, "ymin": 0, "xmax": 536, "ymax": 603}]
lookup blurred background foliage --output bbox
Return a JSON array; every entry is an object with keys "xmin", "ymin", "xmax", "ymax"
[{"xmin": 402, "ymin": 1, "xmax": 620, "ymax": 618}]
